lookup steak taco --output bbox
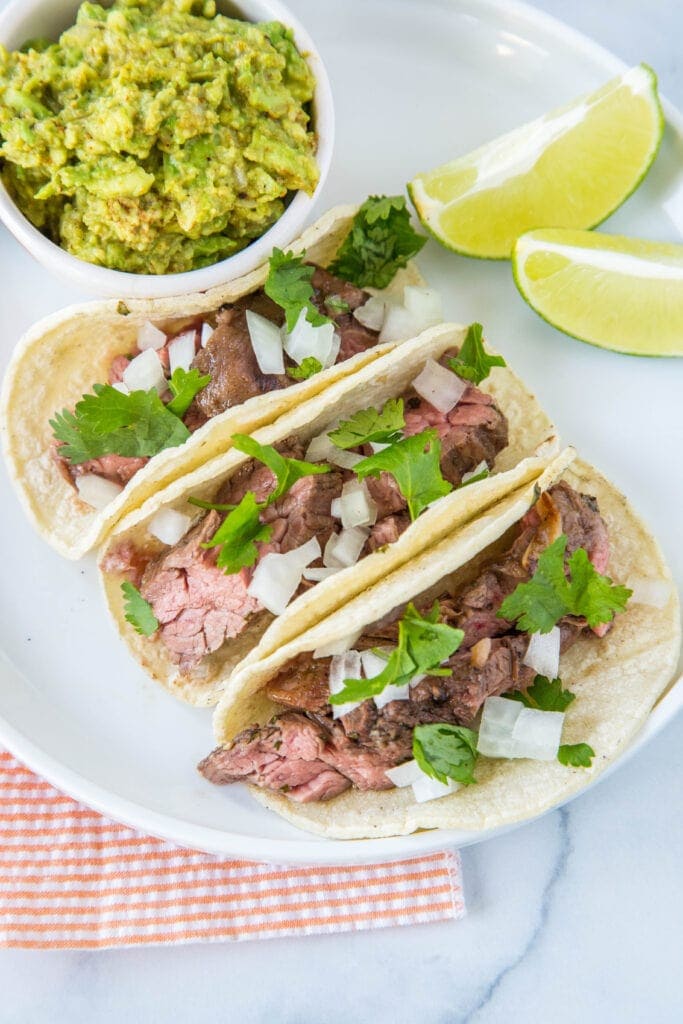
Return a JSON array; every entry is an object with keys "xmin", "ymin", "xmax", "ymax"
[
  {"xmin": 1, "ymin": 198, "xmax": 429, "ymax": 559},
  {"xmin": 199, "ymin": 455, "xmax": 680, "ymax": 838},
  {"xmin": 99, "ymin": 321, "xmax": 560, "ymax": 706}
]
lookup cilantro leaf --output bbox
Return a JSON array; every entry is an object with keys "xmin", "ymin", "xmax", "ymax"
[
  {"xmin": 287, "ymin": 356, "xmax": 323, "ymax": 381},
  {"xmin": 330, "ymin": 601, "xmax": 463, "ymax": 704},
  {"xmin": 558, "ymin": 743, "xmax": 595, "ymax": 768},
  {"xmin": 457, "ymin": 467, "xmax": 490, "ymax": 489},
  {"xmin": 328, "ymin": 398, "xmax": 405, "ymax": 449},
  {"xmin": 328, "ymin": 195, "xmax": 427, "ymax": 289},
  {"xmin": 264, "ymin": 248, "xmax": 331, "ymax": 331},
  {"xmin": 413, "ymin": 724, "xmax": 479, "ymax": 785},
  {"xmin": 231, "ymin": 433, "xmax": 330, "ymax": 504},
  {"xmin": 50, "ymin": 384, "xmax": 190, "ymax": 464},
  {"xmin": 448, "ymin": 322, "xmax": 506, "ymax": 385},
  {"xmin": 324, "ymin": 295, "xmax": 350, "ymax": 315},
  {"xmin": 498, "ymin": 534, "xmax": 631, "ymax": 633},
  {"xmin": 354, "ymin": 429, "xmax": 452, "ymax": 520},
  {"xmin": 507, "ymin": 675, "xmax": 576, "ymax": 712},
  {"xmin": 166, "ymin": 367, "xmax": 210, "ymax": 418},
  {"xmin": 201, "ymin": 492, "xmax": 273, "ymax": 574},
  {"xmin": 121, "ymin": 582, "xmax": 158, "ymax": 637}
]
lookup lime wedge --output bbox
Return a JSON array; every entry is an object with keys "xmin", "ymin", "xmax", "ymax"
[
  {"xmin": 513, "ymin": 228, "xmax": 683, "ymax": 356},
  {"xmin": 408, "ymin": 65, "xmax": 663, "ymax": 259}
]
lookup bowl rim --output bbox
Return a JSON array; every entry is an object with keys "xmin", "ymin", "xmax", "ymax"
[{"xmin": 0, "ymin": 0, "xmax": 335, "ymax": 300}]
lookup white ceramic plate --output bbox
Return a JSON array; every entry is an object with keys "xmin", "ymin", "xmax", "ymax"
[{"xmin": 0, "ymin": 0, "xmax": 681, "ymax": 865}]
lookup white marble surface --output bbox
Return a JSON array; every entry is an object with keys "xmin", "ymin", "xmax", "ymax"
[{"xmin": 0, "ymin": 1, "xmax": 682, "ymax": 1021}]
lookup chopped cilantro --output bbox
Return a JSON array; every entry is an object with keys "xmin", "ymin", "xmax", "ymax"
[
  {"xmin": 264, "ymin": 248, "xmax": 331, "ymax": 331},
  {"xmin": 202, "ymin": 492, "xmax": 273, "ymax": 574},
  {"xmin": 328, "ymin": 398, "xmax": 405, "ymax": 449},
  {"xmin": 413, "ymin": 724, "xmax": 479, "ymax": 785},
  {"xmin": 354, "ymin": 429, "xmax": 452, "ymax": 520},
  {"xmin": 498, "ymin": 534, "xmax": 631, "ymax": 633},
  {"xmin": 330, "ymin": 602, "xmax": 463, "ymax": 705},
  {"xmin": 324, "ymin": 295, "xmax": 351, "ymax": 315},
  {"xmin": 558, "ymin": 743, "xmax": 595, "ymax": 768},
  {"xmin": 448, "ymin": 322, "xmax": 506, "ymax": 385},
  {"xmin": 187, "ymin": 496, "xmax": 236, "ymax": 512},
  {"xmin": 121, "ymin": 582, "xmax": 158, "ymax": 637},
  {"xmin": 287, "ymin": 356, "xmax": 323, "ymax": 381},
  {"xmin": 457, "ymin": 467, "xmax": 490, "ymax": 489},
  {"xmin": 166, "ymin": 367, "xmax": 211, "ymax": 418},
  {"xmin": 506, "ymin": 675, "xmax": 576, "ymax": 712},
  {"xmin": 328, "ymin": 195, "xmax": 427, "ymax": 289},
  {"xmin": 50, "ymin": 383, "xmax": 190, "ymax": 464},
  {"xmin": 231, "ymin": 434, "xmax": 330, "ymax": 504}
]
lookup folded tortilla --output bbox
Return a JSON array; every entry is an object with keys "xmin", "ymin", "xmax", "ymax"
[
  {"xmin": 99, "ymin": 322, "xmax": 559, "ymax": 706},
  {"xmin": 0, "ymin": 204, "xmax": 421, "ymax": 559},
  {"xmin": 213, "ymin": 455, "xmax": 680, "ymax": 838}
]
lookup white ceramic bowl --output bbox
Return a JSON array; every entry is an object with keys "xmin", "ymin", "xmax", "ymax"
[{"xmin": 0, "ymin": 0, "xmax": 334, "ymax": 299}]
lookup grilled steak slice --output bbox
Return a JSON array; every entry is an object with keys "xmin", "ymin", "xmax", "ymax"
[
  {"xmin": 266, "ymin": 654, "xmax": 331, "ymax": 713},
  {"xmin": 68, "ymin": 452, "xmax": 149, "ymax": 487},
  {"xmin": 262, "ymin": 471, "xmax": 343, "ymax": 553}
]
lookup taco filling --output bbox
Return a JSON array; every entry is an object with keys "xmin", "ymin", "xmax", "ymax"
[
  {"xmin": 105, "ymin": 339, "xmax": 509, "ymax": 672},
  {"xmin": 197, "ymin": 481, "xmax": 630, "ymax": 803}
]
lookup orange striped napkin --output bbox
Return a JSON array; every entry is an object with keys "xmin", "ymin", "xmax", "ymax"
[{"xmin": 0, "ymin": 750, "xmax": 465, "ymax": 948}]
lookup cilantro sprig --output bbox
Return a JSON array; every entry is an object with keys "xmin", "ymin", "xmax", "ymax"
[
  {"xmin": 506, "ymin": 675, "xmax": 576, "ymax": 712},
  {"xmin": 354, "ymin": 429, "xmax": 452, "ymax": 520},
  {"xmin": 330, "ymin": 602, "xmax": 463, "ymax": 705},
  {"xmin": 166, "ymin": 367, "xmax": 211, "ymax": 418},
  {"xmin": 498, "ymin": 535, "xmax": 631, "ymax": 633},
  {"xmin": 287, "ymin": 357, "xmax": 322, "ymax": 381},
  {"xmin": 328, "ymin": 398, "xmax": 405, "ymax": 449},
  {"xmin": 558, "ymin": 743, "xmax": 595, "ymax": 767},
  {"xmin": 413, "ymin": 724, "xmax": 479, "ymax": 785},
  {"xmin": 264, "ymin": 249, "xmax": 331, "ymax": 331},
  {"xmin": 51, "ymin": 383, "xmax": 190, "ymax": 464},
  {"xmin": 231, "ymin": 434, "xmax": 330, "ymax": 503},
  {"xmin": 328, "ymin": 195, "xmax": 427, "ymax": 289},
  {"xmin": 121, "ymin": 582, "xmax": 158, "ymax": 637},
  {"xmin": 201, "ymin": 492, "xmax": 273, "ymax": 573},
  {"xmin": 448, "ymin": 322, "xmax": 506, "ymax": 385}
]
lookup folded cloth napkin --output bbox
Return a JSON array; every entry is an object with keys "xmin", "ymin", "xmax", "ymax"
[{"xmin": 0, "ymin": 750, "xmax": 465, "ymax": 948}]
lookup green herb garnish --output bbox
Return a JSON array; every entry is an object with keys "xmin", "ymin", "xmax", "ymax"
[
  {"xmin": 264, "ymin": 248, "xmax": 331, "ymax": 331},
  {"xmin": 166, "ymin": 367, "xmax": 211, "ymax": 418},
  {"xmin": 287, "ymin": 356, "xmax": 323, "ymax": 381},
  {"xmin": 201, "ymin": 492, "xmax": 273, "ymax": 573},
  {"xmin": 121, "ymin": 582, "xmax": 158, "ymax": 637},
  {"xmin": 448, "ymin": 322, "xmax": 506, "ymax": 385},
  {"xmin": 557, "ymin": 743, "xmax": 595, "ymax": 768},
  {"xmin": 506, "ymin": 675, "xmax": 576, "ymax": 712},
  {"xmin": 413, "ymin": 724, "xmax": 479, "ymax": 785},
  {"xmin": 354, "ymin": 429, "xmax": 452, "ymax": 520},
  {"xmin": 231, "ymin": 434, "xmax": 330, "ymax": 504},
  {"xmin": 328, "ymin": 398, "xmax": 405, "ymax": 449},
  {"xmin": 328, "ymin": 195, "xmax": 427, "ymax": 289}
]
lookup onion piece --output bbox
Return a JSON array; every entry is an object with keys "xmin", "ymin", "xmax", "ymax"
[
  {"xmin": 148, "ymin": 508, "xmax": 191, "ymax": 546},
  {"xmin": 303, "ymin": 566, "xmax": 341, "ymax": 583},
  {"xmin": 305, "ymin": 433, "xmax": 363, "ymax": 470},
  {"xmin": 461, "ymin": 461, "xmax": 489, "ymax": 484},
  {"xmin": 137, "ymin": 321, "xmax": 166, "ymax": 351},
  {"xmin": 111, "ymin": 381, "xmax": 129, "ymax": 395},
  {"xmin": 385, "ymin": 759, "xmax": 423, "ymax": 788},
  {"xmin": 412, "ymin": 358, "xmax": 467, "ymax": 414},
  {"xmin": 75, "ymin": 474, "xmax": 123, "ymax": 510},
  {"xmin": 625, "ymin": 575, "xmax": 672, "ymax": 608},
  {"xmin": 477, "ymin": 695, "xmax": 522, "ymax": 758},
  {"xmin": 246, "ymin": 310, "xmax": 285, "ymax": 374},
  {"xmin": 330, "ymin": 498, "xmax": 342, "ymax": 520},
  {"xmin": 353, "ymin": 296, "xmax": 386, "ymax": 331},
  {"xmin": 201, "ymin": 322, "xmax": 214, "ymax": 348},
  {"xmin": 360, "ymin": 649, "xmax": 390, "ymax": 679},
  {"xmin": 402, "ymin": 286, "xmax": 443, "ymax": 328},
  {"xmin": 122, "ymin": 348, "xmax": 167, "ymax": 394},
  {"xmin": 168, "ymin": 331, "xmax": 196, "ymax": 375},
  {"xmin": 247, "ymin": 537, "xmax": 320, "ymax": 616},
  {"xmin": 411, "ymin": 774, "xmax": 459, "ymax": 804},
  {"xmin": 523, "ymin": 626, "xmax": 561, "ymax": 680},
  {"xmin": 369, "ymin": 441, "xmax": 390, "ymax": 453},
  {"xmin": 374, "ymin": 683, "xmax": 410, "ymax": 709},
  {"xmin": 339, "ymin": 479, "xmax": 378, "ymax": 529},
  {"xmin": 313, "ymin": 630, "xmax": 363, "ymax": 659},
  {"xmin": 326, "ymin": 331, "xmax": 342, "ymax": 369},
  {"xmin": 284, "ymin": 309, "xmax": 336, "ymax": 367},
  {"xmin": 329, "ymin": 650, "xmax": 362, "ymax": 719},
  {"xmin": 323, "ymin": 527, "xmax": 369, "ymax": 568},
  {"xmin": 510, "ymin": 707, "xmax": 564, "ymax": 761},
  {"xmin": 379, "ymin": 304, "xmax": 422, "ymax": 344}
]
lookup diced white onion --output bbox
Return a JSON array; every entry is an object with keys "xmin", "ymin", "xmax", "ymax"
[
  {"xmin": 168, "ymin": 330, "xmax": 196, "ymax": 375},
  {"xmin": 411, "ymin": 775, "xmax": 459, "ymax": 804},
  {"xmin": 201, "ymin": 322, "xmax": 214, "ymax": 348},
  {"xmin": 625, "ymin": 575, "xmax": 671, "ymax": 609},
  {"xmin": 323, "ymin": 526, "xmax": 369, "ymax": 568},
  {"xmin": 329, "ymin": 650, "xmax": 363, "ymax": 719},
  {"xmin": 374, "ymin": 683, "xmax": 410, "ymax": 709},
  {"xmin": 510, "ymin": 707, "xmax": 565, "ymax": 761},
  {"xmin": 370, "ymin": 441, "xmax": 390, "ymax": 453},
  {"xmin": 284, "ymin": 309, "xmax": 337, "ymax": 367},
  {"xmin": 247, "ymin": 537, "xmax": 320, "ymax": 616},
  {"xmin": 136, "ymin": 320, "xmax": 166, "ymax": 351},
  {"xmin": 122, "ymin": 348, "xmax": 167, "ymax": 394},
  {"xmin": 402, "ymin": 286, "xmax": 443, "ymax": 328},
  {"xmin": 461, "ymin": 461, "xmax": 488, "ymax": 484},
  {"xmin": 360, "ymin": 649, "xmax": 390, "ymax": 680},
  {"xmin": 353, "ymin": 296, "xmax": 386, "ymax": 331},
  {"xmin": 330, "ymin": 498, "xmax": 342, "ymax": 519},
  {"xmin": 412, "ymin": 358, "xmax": 467, "ymax": 414},
  {"xmin": 339, "ymin": 479, "xmax": 378, "ymax": 529},
  {"xmin": 379, "ymin": 303, "xmax": 423, "ymax": 344},
  {"xmin": 329, "ymin": 448, "xmax": 363, "ymax": 470},
  {"xmin": 477, "ymin": 695, "xmax": 522, "ymax": 758},
  {"xmin": 75, "ymin": 474, "xmax": 124, "ymax": 510},
  {"xmin": 305, "ymin": 433, "xmax": 363, "ymax": 469},
  {"xmin": 313, "ymin": 629, "xmax": 363, "ymax": 659},
  {"xmin": 303, "ymin": 566, "xmax": 342, "ymax": 583},
  {"xmin": 111, "ymin": 381, "xmax": 129, "ymax": 395},
  {"xmin": 246, "ymin": 310, "xmax": 285, "ymax": 375},
  {"xmin": 148, "ymin": 508, "xmax": 192, "ymax": 546},
  {"xmin": 523, "ymin": 626, "xmax": 561, "ymax": 680},
  {"xmin": 385, "ymin": 759, "xmax": 423, "ymax": 788},
  {"xmin": 326, "ymin": 331, "xmax": 342, "ymax": 369}
]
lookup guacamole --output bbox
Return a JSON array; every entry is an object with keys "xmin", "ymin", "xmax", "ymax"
[{"xmin": 0, "ymin": 0, "xmax": 319, "ymax": 274}]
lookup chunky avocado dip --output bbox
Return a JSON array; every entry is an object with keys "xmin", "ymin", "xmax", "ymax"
[{"xmin": 0, "ymin": 0, "xmax": 319, "ymax": 274}]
